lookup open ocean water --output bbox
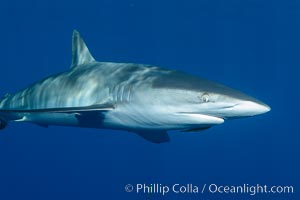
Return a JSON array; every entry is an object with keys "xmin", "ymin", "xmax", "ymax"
[{"xmin": 0, "ymin": 0, "xmax": 299, "ymax": 199}]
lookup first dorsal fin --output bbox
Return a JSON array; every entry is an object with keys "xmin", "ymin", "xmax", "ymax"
[{"xmin": 71, "ymin": 30, "xmax": 95, "ymax": 68}]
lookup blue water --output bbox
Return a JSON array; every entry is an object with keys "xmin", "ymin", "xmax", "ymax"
[{"xmin": 0, "ymin": 0, "xmax": 299, "ymax": 200}]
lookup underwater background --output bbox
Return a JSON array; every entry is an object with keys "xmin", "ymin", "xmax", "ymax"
[{"xmin": 0, "ymin": 0, "xmax": 299, "ymax": 199}]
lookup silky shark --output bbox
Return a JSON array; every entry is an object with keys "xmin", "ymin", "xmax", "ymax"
[{"xmin": 0, "ymin": 30, "xmax": 270, "ymax": 143}]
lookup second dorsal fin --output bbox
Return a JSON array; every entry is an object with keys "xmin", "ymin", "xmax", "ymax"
[{"xmin": 71, "ymin": 30, "xmax": 95, "ymax": 68}]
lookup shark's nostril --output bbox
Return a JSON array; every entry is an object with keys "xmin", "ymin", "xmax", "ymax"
[{"xmin": 222, "ymin": 104, "xmax": 239, "ymax": 109}]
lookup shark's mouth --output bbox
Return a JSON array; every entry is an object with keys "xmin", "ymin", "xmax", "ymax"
[{"xmin": 176, "ymin": 112, "xmax": 225, "ymax": 125}]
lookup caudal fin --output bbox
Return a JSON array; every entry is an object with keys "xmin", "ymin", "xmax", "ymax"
[{"xmin": 0, "ymin": 93, "xmax": 10, "ymax": 129}]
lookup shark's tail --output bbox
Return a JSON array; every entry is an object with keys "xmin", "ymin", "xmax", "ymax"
[{"xmin": 0, "ymin": 94, "xmax": 9, "ymax": 130}]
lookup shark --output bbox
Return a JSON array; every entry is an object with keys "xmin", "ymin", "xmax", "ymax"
[{"xmin": 0, "ymin": 30, "xmax": 270, "ymax": 143}]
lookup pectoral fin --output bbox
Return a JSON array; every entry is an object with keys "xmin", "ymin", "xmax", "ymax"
[
  {"xmin": 134, "ymin": 130, "xmax": 170, "ymax": 143},
  {"xmin": 0, "ymin": 118, "xmax": 8, "ymax": 130}
]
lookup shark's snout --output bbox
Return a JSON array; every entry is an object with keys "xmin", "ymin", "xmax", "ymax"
[{"xmin": 232, "ymin": 101, "xmax": 271, "ymax": 117}]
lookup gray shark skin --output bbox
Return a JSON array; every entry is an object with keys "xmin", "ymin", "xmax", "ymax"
[{"xmin": 0, "ymin": 30, "xmax": 270, "ymax": 143}]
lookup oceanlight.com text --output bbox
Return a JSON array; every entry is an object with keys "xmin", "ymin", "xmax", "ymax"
[{"xmin": 124, "ymin": 183, "xmax": 294, "ymax": 196}]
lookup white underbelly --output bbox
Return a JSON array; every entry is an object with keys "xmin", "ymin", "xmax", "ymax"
[
  {"xmin": 102, "ymin": 106, "xmax": 224, "ymax": 131},
  {"xmin": 8, "ymin": 104, "xmax": 224, "ymax": 131}
]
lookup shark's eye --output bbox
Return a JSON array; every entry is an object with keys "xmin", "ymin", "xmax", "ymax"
[{"xmin": 201, "ymin": 93, "xmax": 210, "ymax": 103}]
